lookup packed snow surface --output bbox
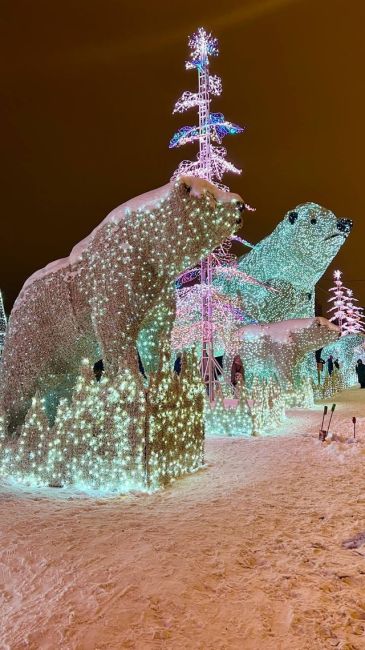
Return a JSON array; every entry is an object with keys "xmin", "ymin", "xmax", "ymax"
[{"xmin": 2, "ymin": 387, "xmax": 365, "ymax": 649}]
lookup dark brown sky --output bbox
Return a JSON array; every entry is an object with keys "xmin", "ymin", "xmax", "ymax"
[{"xmin": 1, "ymin": 0, "xmax": 364, "ymax": 315}]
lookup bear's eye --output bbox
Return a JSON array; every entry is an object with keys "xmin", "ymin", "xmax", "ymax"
[
  {"xmin": 310, "ymin": 218, "xmax": 317, "ymax": 224},
  {"xmin": 288, "ymin": 211, "xmax": 298, "ymax": 224}
]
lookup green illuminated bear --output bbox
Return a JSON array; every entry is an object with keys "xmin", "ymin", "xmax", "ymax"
[{"xmin": 220, "ymin": 202, "xmax": 352, "ymax": 323}]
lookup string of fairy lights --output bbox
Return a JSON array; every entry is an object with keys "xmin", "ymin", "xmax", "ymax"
[
  {"xmin": 0, "ymin": 27, "xmax": 363, "ymax": 492},
  {"xmin": 0, "ymin": 176, "xmax": 244, "ymax": 490}
]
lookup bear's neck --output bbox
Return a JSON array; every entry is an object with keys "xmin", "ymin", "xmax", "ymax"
[{"xmin": 239, "ymin": 230, "xmax": 315, "ymax": 290}]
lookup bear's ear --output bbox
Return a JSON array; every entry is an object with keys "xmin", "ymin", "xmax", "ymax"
[{"xmin": 288, "ymin": 211, "xmax": 298, "ymax": 224}]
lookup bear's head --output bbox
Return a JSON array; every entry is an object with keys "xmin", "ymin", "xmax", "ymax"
[
  {"xmin": 148, "ymin": 176, "xmax": 245, "ymax": 278},
  {"xmin": 280, "ymin": 202, "xmax": 352, "ymax": 287}
]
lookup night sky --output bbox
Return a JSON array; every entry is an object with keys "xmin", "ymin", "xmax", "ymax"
[{"xmin": 1, "ymin": 0, "xmax": 364, "ymax": 315}]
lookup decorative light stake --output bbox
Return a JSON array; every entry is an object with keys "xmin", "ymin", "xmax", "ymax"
[{"xmin": 170, "ymin": 28, "xmax": 245, "ymax": 400}]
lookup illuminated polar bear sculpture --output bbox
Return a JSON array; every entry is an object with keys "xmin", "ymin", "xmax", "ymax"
[
  {"xmin": 1, "ymin": 177, "xmax": 245, "ymax": 435},
  {"xmin": 205, "ymin": 317, "xmax": 340, "ymax": 438},
  {"xmin": 239, "ymin": 317, "xmax": 340, "ymax": 389},
  {"xmin": 220, "ymin": 202, "xmax": 352, "ymax": 323}
]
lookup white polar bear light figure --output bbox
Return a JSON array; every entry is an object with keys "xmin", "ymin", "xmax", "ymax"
[
  {"xmin": 0, "ymin": 177, "xmax": 244, "ymax": 443},
  {"xmin": 205, "ymin": 317, "xmax": 340, "ymax": 438},
  {"xmin": 238, "ymin": 317, "xmax": 340, "ymax": 389}
]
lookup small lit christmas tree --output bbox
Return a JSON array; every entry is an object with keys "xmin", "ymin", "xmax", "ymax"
[
  {"xmin": 342, "ymin": 289, "xmax": 365, "ymax": 334},
  {"xmin": 327, "ymin": 270, "xmax": 349, "ymax": 333}
]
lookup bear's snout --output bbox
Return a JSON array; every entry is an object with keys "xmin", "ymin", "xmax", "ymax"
[{"xmin": 337, "ymin": 218, "xmax": 352, "ymax": 235}]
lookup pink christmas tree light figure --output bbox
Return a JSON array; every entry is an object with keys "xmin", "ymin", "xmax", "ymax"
[
  {"xmin": 170, "ymin": 27, "xmax": 247, "ymax": 400},
  {"xmin": 173, "ymin": 266, "xmax": 269, "ymax": 355},
  {"xmin": 169, "ymin": 28, "xmax": 244, "ymax": 190}
]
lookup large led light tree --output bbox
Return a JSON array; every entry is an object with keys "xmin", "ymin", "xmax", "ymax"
[{"xmin": 170, "ymin": 28, "xmax": 245, "ymax": 400}]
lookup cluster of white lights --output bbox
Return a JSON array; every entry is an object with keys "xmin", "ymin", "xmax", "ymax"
[
  {"xmin": 0, "ymin": 352, "xmax": 205, "ymax": 490},
  {"xmin": 312, "ymin": 369, "xmax": 345, "ymax": 401},
  {"xmin": 204, "ymin": 376, "xmax": 287, "ymax": 437},
  {"xmin": 317, "ymin": 334, "xmax": 363, "ymax": 397},
  {"xmin": 1, "ymin": 22, "xmax": 362, "ymax": 492},
  {"xmin": 0, "ymin": 177, "xmax": 244, "ymax": 490}
]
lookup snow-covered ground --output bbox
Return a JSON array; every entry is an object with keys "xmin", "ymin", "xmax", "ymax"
[{"xmin": 1, "ymin": 387, "xmax": 365, "ymax": 649}]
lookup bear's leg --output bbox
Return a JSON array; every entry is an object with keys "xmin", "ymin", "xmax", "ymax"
[
  {"xmin": 3, "ymin": 369, "xmax": 79, "ymax": 435},
  {"xmin": 4, "ymin": 377, "xmax": 39, "ymax": 436},
  {"xmin": 91, "ymin": 282, "xmax": 174, "ymax": 377},
  {"xmin": 42, "ymin": 373, "xmax": 79, "ymax": 426},
  {"xmin": 137, "ymin": 290, "xmax": 176, "ymax": 374},
  {"xmin": 91, "ymin": 303, "xmax": 140, "ymax": 377},
  {"xmin": 137, "ymin": 303, "xmax": 174, "ymax": 373}
]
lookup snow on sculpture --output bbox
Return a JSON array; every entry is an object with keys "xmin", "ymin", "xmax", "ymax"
[
  {"xmin": 0, "ymin": 177, "xmax": 245, "ymax": 489},
  {"xmin": 217, "ymin": 203, "xmax": 352, "ymax": 324}
]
